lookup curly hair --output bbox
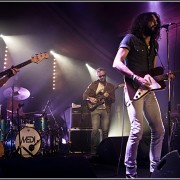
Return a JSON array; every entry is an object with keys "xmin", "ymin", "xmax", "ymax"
[{"xmin": 130, "ymin": 12, "xmax": 161, "ymax": 41}]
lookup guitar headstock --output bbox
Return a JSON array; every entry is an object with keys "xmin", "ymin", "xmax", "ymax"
[{"xmin": 31, "ymin": 52, "xmax": 49, "ymax": 64}]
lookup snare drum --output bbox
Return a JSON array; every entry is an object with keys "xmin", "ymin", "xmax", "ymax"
[{"xmin": 4, "ymin": 127, "xmax": 42, "ymax": 158}]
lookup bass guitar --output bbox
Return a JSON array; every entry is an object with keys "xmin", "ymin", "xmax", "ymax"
[
  {"xmin": 86, "ymin": 83, "xmax": 124, "ymax": 112},
  {"xmin": 126, "ymin": 66, "xmax": 180, "ymax": 102},
  {"xmin": 0, "ymin": 52, "xmax": 49, "ymax": 78}
]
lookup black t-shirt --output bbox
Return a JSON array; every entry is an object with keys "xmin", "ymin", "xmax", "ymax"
[{"xmin": 119, "ymin": 34, "xmax": 158, "ymax": 72}]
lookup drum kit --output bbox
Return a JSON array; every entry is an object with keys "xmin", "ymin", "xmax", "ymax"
[{"xmin": 0, "ymin": 86, "xmax": 63, "ymax": 158}]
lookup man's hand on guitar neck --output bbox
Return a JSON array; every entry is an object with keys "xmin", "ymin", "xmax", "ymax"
[
  {"xmin": 168, "ymin": 71, "xmax": 175, "ymax": 80},
  {"xmin": 0, "ymin": 67, "xmax": 20, "ymax": 87},
  {"xmin": 7, "ymin": 67, "xmax": 20, "ymax": 78},
  {"xmin": 11, "ymin": 67, "xmax": 19, "ymax": 75}
]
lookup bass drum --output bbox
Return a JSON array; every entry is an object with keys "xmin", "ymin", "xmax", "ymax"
[{"xmin": 4, "ymin": 127, "xmax": 42, "ymax": 158}]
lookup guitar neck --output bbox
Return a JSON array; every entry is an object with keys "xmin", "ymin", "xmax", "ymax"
[
  {"xmin": 0, "ymin": 59, "xmax": 32, "ymax": 78},
  {"xmin": 154, "ymin": 74, "xmax": 168, "ymax": 82},
  {"xmin": 154, "ymin": 70, "xmax": 180, "ymax": 82}
]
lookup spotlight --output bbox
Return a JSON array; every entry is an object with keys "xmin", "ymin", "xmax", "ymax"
[
  {"xmin": 62, "ymin": 138, "xmax": 67, "ymax": 144},
  {"xmin": 50, "ymin": 50, "xmax": 56, "ymax": 55}
]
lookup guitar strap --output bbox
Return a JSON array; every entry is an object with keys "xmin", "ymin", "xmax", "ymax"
[{"xmin": 96, "ymin": 82, "xmax": 107, "ymax": 110}]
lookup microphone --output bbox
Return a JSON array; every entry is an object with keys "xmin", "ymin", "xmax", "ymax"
[{"xmin": 161, "ymin": 23, "xmax": 176, "ymax": 29}]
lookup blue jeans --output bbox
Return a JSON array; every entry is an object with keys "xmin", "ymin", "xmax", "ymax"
[
  {"xmin": 90, "ymin": 109, "xmax": 110, "ymax": 153},
  {"xmin": 124, "ymin": 89, "xmax": 165, "ymax": 175}
]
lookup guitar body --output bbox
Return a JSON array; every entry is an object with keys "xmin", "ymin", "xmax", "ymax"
[
  {"xmin": 85, "ymin": 83, "xmax": 124, "ymax": 112},
  {"xmin": 126, "ymin": 67, "xmax": 167, "ymax": 101},
  {"xmin": 86, "ymin": 92, "xmax": 105, "ymax": 112},
  {"xmin": 86, "ymin": 100, "xmax": 104, "ymax": 112}
]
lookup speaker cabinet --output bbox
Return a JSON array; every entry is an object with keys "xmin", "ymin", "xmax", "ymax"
[
  {"xmin": 69, "ymin": 128, "xmax": 102, "ymax": 153},
  {"xmin": 69, "ymin": 129, "xmax": 91, "ymax": 153},
  {"xmin": 151, "ymin": 150, "xmax": 180, "ymax": 178},
  {"xmin": 71, "ymin": 108, "xmax": 91, "ymax": 129}
]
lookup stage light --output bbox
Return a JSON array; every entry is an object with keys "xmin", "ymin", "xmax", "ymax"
[
  {"xmin": 62, "ymin": 138, "xmax": 67, "ymax": 144},
  {"xmin": 50, "ymin": 50, "xmax": 55, "ymax": 55},
  {"xmin": 3, "ymin": 46, "xmax": 9, "ymax": 70},
  {"xmin": 52, "ymin": 57, "xmax": 57, "ymax": 90}
]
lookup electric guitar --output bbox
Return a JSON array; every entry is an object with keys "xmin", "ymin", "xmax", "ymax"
[
  {"xmin": 86, "ymin": 83, "xmax": 124, "ymax": 112},
  {"xmin": 0, "ymin": 52, "xmax": 49, "ymax": 78},
  {"xmin": 126, "ymin": 66, "xmax": 180, "ymax": 102}
]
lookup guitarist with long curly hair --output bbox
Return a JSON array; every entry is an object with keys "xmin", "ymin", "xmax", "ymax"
[
  {"xmin": 83, "ymin": 67, "xmax": 115, "ymax": 155},
  {"xmin": 112, "ymin": 12, "xmax": 174, "ymax": 178}
]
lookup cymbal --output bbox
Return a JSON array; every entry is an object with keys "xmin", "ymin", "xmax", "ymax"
[
  {"xmin": 34, "ymin": 113, "xmax": 50, "ymax": 117},
  {"xmin": 6, "ymin": 109, "xmax": 17, "ymax": 114},
  {"xmin": 24, "ymin": 111, "xmax": 39, "ymax": 115},
  {"xmin": 3, "ymin": 86, "xmax": 30, "ymax": 100}
]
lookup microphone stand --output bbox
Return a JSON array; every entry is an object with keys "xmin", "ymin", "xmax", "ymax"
[
  {"xmin": 47, "ymin": 103, "xmax": 61, "ymax": 154},
  {"xmin": 164, "ymin": 25, "xmax": 173, "ymax": 153},
  {"xmin": 8, "ymin": 75, "xmax": 19, "ymax": 156},
  {"xmin": 9, "ymin": 81, "xmax": 15, "ymax": 156}
]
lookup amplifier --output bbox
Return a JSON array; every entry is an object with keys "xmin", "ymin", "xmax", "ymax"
[
  {"xmin": 69, "ymin": 128, "xmax": 102, "ymax": 153},
  {"xmin": 69, "ymin": 128, "xmax": 91, "ymax": 153},
  {"xmin": 71, "ymin": 108, "xmax": 91, "ymax": 129}
]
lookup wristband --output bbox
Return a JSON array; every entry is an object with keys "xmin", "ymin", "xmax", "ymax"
[{"xmin": 132, "ymin": 74, "xmax": 140, "ymax": 81}]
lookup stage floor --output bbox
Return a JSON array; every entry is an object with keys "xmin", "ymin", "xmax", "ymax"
[
  {"xmin": 0, "ymin": 151, "xmax": 150, "ymax": 178},
  {"xmin": 0, "ymin": 144, "xmax": 179, "ymax": 178}
]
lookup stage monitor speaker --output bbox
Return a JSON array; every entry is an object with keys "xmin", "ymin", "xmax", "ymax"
[
  {"xmin": 0, "ymin": 156, "xmax": 96, "ymax": 178},
  {"xmin": 151, "ymin": 150, "xmax": 180, "ymax": 178},
  {"xmin": 97, "ymin": 136, "xmax": 128, "ymax": 165},
  {"xmin": 97, "ymin": 136, "xmax": 150, "ymax": 165}
]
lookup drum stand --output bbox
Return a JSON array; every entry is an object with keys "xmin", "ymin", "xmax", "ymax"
[
  {"xmin": 4, "ymin": 84, "xmax": 17, "ymax": 157},
  {"xmin": 47, "ymin": 102, "xmax": 61, "ymax": 154},
  {"xmin": 14, "ymin": 104, "xmax": 34, "ymax": 158}
]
